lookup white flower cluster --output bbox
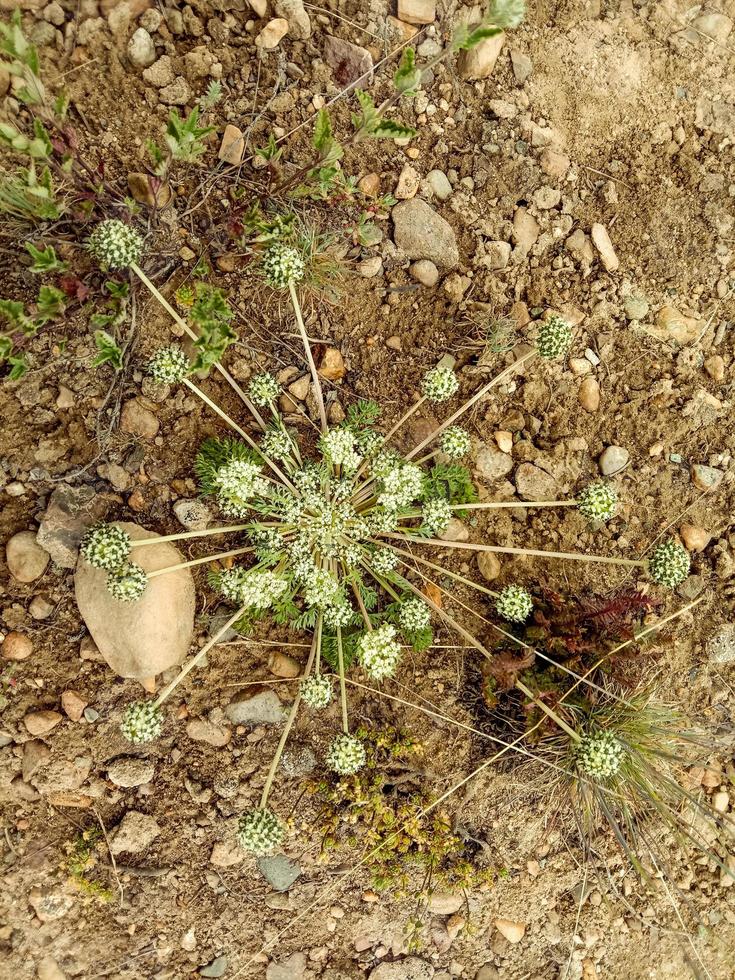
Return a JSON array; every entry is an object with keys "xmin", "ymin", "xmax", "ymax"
[
  {"xmin": 261, "ymin": 429, "xmax": 294, "ymax": 461},
  {"xmin": 397, "ymin": 597, "xmax": 430, "ymax": 633},
  {"xmin": 240, "ymin": 570, "xmax": 289, "ymax": 610},
  {"xmin": 378, "ymin": 462, "xmax": 424, "ymax": 510},
  {"xmin": 300, "ymin": 674, "xmax": 333, "ymax": 709},
  {"xmin": 323, "ymin": 599, "xmax": 354, "ymax": 628},
  {"xmin": 303, "ymin": 567, "xmax": 340, "ymax": 608},
  {"xmin": 81, "ymin": 523, "xmax": 132, "ymax": 571},
  {"xmin": 237, "ymin": 807, "xmax": 286, "ymax": 855},
  {"xmin": 421, "ymin": 365, "xmax": 459, "ymax": 402},
  {"xmin": 421, "ymin": 497, "xmax": 452, "ymax": 536},
  {"xmin": 107, "ymin": 562, "xmax": 148, "ymax": 602},
  {"xmin": 648, "ymin": 538, "xmax": 690, "ymax": 588},
  {"xmin": 320, "ymin": 428, "xmax": 362, "ymax": 471},
  {"xmin": 495, "ymin": 584, "xmax": 533, "ymax": 623},
  {"xmin": 148, "ymin": 345, "xmax": 189, "ymax": 384},
  {"xmin": 577, "ymin": 730, "xmax": 625, "ymax": 780},
  {"xmin": 577, "ymin": 481, "xmax": 617, "ymax": 522},
  {"xmin": 358, "ymin": 623, "xmax": 402, "ymax": 680},
  {"xmin": 536, "ymin": 314, "xmax": 572, "ymax": 359},
  {"xmin": 87, "ymin": 219, "xmax": 144, "ymax": 269},
  {"xmin": 121, "ymin": 701, "xmax": 163, "ymax": 744},
  {"xmin": 326, "ymin": 733, "xmax": 366, "ymax": 775},
  {"xmin": 440, "ymin": 426, "xmax": 471, "ymax": 459},
  {"xmin": 262, "ymin": 244, "xmax": 305, "ymax": 288},
  {"xmin": 248, "ymin": 372, "xmax": 280, "ymax": 406},
  {"xmin": 214, "ymin": 459, "xmax": 269, "ymax": 517},
  {"xmin": 371, "ymin": 547, "xmax": 399, "ymax": 575}
]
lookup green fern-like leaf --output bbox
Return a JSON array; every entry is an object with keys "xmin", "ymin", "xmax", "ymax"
[
  {"xmin": 195, "ymin": 437, "xmax": 262, "ymax": 495},
  {"xmin": 422, "ymin": 464, "xmax": 477, "ymax": 506}
]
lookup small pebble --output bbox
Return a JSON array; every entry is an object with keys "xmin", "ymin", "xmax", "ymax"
[{"xmin": 598, "ymin": 445, "xmax": 629, "ymax": 476}]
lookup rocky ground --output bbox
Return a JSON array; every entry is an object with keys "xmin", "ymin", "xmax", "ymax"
[{"xmin": 2, "ymin": 0, "xmax": 735, "ymax": 978}]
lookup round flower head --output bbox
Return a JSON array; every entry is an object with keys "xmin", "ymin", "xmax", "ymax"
[
  {"xmin": 358, "ymin": 623, "xmax": 402, "ymax": 680},
  {"xmin": 303, "ymin": 568, "xmax": 340, "ymax": 608},
  {"xmin": 87, "ymin": 219, "xmax": 143, "ymax": 269},
  {"xmin": 495, "ymin": 584, "xmax": 533, "ymax": 623},
  {"xmin": 239, "ymin": 570, "xmax": 289, "ymax": 610},
  {"xmin": 237, "ymin": 807, "xmax": 285, "ymax": 855},
  {"xmin": 397, "ymin": 597, "xmax": 431, "ymax": 633},
  {"xmin": 326, "ymin": 733, "xmax": 367, "ymax": 776},
  {"xmin": 262, "ymin": 244, "xmax": 305, "ymax": 288},
  {"xmin": 218, "ymin": 566, "xmax": 250, "ymax": 603},
  {"xmin": 214, "ymin": 459, "xmax": 269, "ymax": 517},
  {"xmin": 300, "ymin": 674, "xmax": 333, "ymax": 709},
  {"xmin": 536, "ymin": 314, "xmax": 572, "ymax": 360},
  {"xmin": 378, "ymin": 462, "xmax": 424, "ymax": 510},
  {"xmin": 371, "ymin": 547, "xmax": 399, "ymax": 576},
  {"xmin": 320, "ymin": 428, "xmax": 362, "ymax": 471},
  {"xmin": 421, "ymin": 497, "xmax": 452, "ymax": 536},
  {"xmin": 247, "ymin": 372, "xmax": 280, "ymax": 406},
  {"xmin": 440, "ymin": 426, "xmax": 471, "ymax": 459},
  {"xmin": 576, "ymin": 730, "xmax": 625, "ymax": 780},
  {"xmin": 107, "ymin": 562, "xmax": 148, "ymax": 602},
  {"xmin": 648, "ymin": 538, "xmax": 690, "ymax": 588},
  {"xmin": 578, "ymin": 481, "xmax": 618, "ymax": 522},
  {"xmin": 261, "ymin": 429, "xmax": 294, "ymax": 462},
  {"xmin": 80, "ymin": 522, "xmax": 131, "ymax": 571},
  {"xmin": 148, "ymin": 345, "xmax": 189, "ymax": 385},
  {"xmin": 421, "ymin": 365, "xmax": 459, "ymax": 402},
  {"xmin": 323, "ymin": 599, "xmax": 354, "ymax": 629},
  {"xmin": 121, "ymin": 701, "xmax": 163, "ymax": 744}
]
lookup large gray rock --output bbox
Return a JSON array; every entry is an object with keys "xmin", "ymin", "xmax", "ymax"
[
  {"xmin": 75, "ymin": 522, "xmax": 195, "ymax": 683},
  {"xmin": 392, "ymin": 199, "xmax": 459, "ymax": 270}
]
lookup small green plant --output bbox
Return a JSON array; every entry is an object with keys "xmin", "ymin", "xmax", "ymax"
[{"xmin": 62, "ymin": 828, "xmax": 113, "ymax": 902}]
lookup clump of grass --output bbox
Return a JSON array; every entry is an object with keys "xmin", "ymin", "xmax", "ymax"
[{"xmin": 61, "ymin": 828, "xmax": 113, "ymax": 902}]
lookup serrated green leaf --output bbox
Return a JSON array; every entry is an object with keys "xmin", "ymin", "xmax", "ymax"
[
  {"xmin": 92, "ymin": 330, "xmax": 123, "ymax": 371},
  {"xmin": 393, "ymin": 47, "xmax": 421, "ymax": 95},
  {"xmin": 369, "ymin": 119, "xmax": 417, "ymax": 140},
  {"xmin": 454, "ymin": 23, "xmax": 502, "ymax": 50},
  {"xmin": 24, "ymin": 242, "xmax": 67, "ymax": 274}
]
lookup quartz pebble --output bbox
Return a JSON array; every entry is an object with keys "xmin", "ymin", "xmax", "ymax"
[{"xmin": 598, "ymin": 445, "xmax": 629, "ymax": 476}]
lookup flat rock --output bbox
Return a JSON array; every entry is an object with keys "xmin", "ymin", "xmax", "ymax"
[
  {"xmin": 107, "ymin": 757, "xmax": 155, "ymax": 787},
  {"xmin": 494, "ymin": 918, "xmax": 526, "ymax": 943},
  {"xmin": 646, "ymin": 305, "xmax": 701, "ymax": 346},
  {"xmin": 218, "ymin": 124, "xmax": 244, "ymax": 165},
  {"xmin": 514, "ymin": 463, "xmax": 557, "ymax": 501},
  {"xmin": 37, "ymin": 485, "xmax": 109, "ymax": 568},
  {"xmin": 392, "ymin": 198, "xmax": 459, "ymax": 270},
  {"xmin": 477, "ymin": 552, "xmax": 501, "ymax": 581},
  {"xmin": 173, "ymin": 498, "xmax": 212, "ymax": 530},
  {"xmin": 225, "ymin": 688, "xmax": 286, "ymax": 725},
  {"xmin": 598, "ymin": 445, "xmax": 629, "ymax": 476},
  {"xmin": 397, "ymin": 0, "xmax": 435, "ymax": 25},
  {"xmin": 438, "ymin": 518, "xmax": 469, "ymax": 542},
  {"xmin": 6, "ymin": 530, "xmax": 50, "ymax": 582},
  {"xmin": 28, "ymin": 886, "xmax": 73, "ymax": 922},
  {"xmin": 427, "ymin": 892, "xmax": 463, "ymax": 914},
  {"xmin": 257, "ymin": 853, "xmax": 301, "ymax": 891},
  {"xmin": 75, "ymin": 521, "xmax": 195, "ymax": 681},
  {"xmin": 187, "ymin": 717, "xmax": 232, "ymax": 747},
  {"xmin": 121, "ymin": 398, "xmax": 160, "ymax": 439},
  {"xmin": 24, "ymin": 710, "xmax": 63, "ymax": 737},
  {"xmin": 200, "ymin": 955, "xmax": 228, "ymax": 978},
  {"xmin": 210, "ymin": 839, "xmax": 244, "ymax": 867},
  {"xmin": 109, "ymin": 810, "xmax": 161, "ymax": 855},
  {"xmin": 37, "ymin": 955, "xmax": 67, "ymax": 980},
  {"xmin": 256, "ymin": 17, "xmax": 288, "ymax": 49},
  {"xmin": 409, "ymin": 259, "xmax": 439, "ymax": 286},
  {"xmin": 274, "ymin": 0, "xmax": 311, "ymax": 39},
  {"xmin": 691, "ymin": 463, "xmax": 723, "ymax": 490},
  {"xmin": 2, "ymin": 631, "xmax": 33, "ymax": 661},
  {"xmin": 324, "ymin": 35, "xmax": 372, "ymax": 87},
  {"xmin": 510, "ymin": 48, "xmax": 532, "ymax": 83},
  {"xmin": 475, "ymin": 446, "xmax": 513, "ymax": 482}
]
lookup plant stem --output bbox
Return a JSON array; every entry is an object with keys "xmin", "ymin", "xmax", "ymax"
[
  {"xmin": 336, "ymin": 626, "xmax": 349, "ymax": 735},
  {"xmin": 381, "ymin": 533, "xmax": 646, "ymax": 568},
  {"xmin": 406, "ymin": 349, "xmax": 537, "ymax": 461},
  {"xmin": 154, "ymin": 604, "xmax": 247, "ymax": 709},
  {"xmin": 183, "ymin": 378, "xmax": 297, "ymax": 491},
  {"xmin": 130, "ymin": 261, "xmax": 267, "ymax": 430},
  {"xmin": 514, "ymin": 679, "xmax": 582, "ymax": 742},
  {"xmin": 147, "ymin": 546, "xmax": 253, "ymax": 579},
  {"xmin": 448, "ymin": 500, "xmax": 577, "ymax": 511},
  {"xmin": 260, "ymin": 618, "xmax": 319, "ymax": 808},
  {"xmin": 131, "ymin": 524, "xmax": 251, "ymax": 548},
  {"xmin": 287, "ymin": 280, "xmax": 328, "ymax": 433}
]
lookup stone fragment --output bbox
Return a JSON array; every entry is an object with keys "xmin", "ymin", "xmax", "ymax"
[
  {"xmin": 425, "ymin": 169, "xmax": 452, "ymax": 200},
  {"xmin": 257, "ymin": 853, "xmax": 302, "ymax": 891},
  {"xmin": 60, "ymin": 690, "xmax": 87, "ymax": 722},
  {"xmin": 318, "ymin": 347, "xmax": 345, "ymax": 381},
  {"xmin": 691, "ymin": 464, "xmax": 723, "ymax": 490},
  {"xmin": 598, "ymin": 446, "xmax": 629, "ymax": 476},
  {"xmin": 457, "ymin": 31, "xmax": 504, "ymax": 80},
  {"xmin": 187, "ymin": 718, "xmax": 232, "ymax": 747},
  {"xmin": 409, "ymin": 260, "xmax": 439, "ymax": 286},
  {"xmin": 218, "ymin": 125, "xmax": 244, "ymax": 165},
  {"xmin": 510, "ymin": 49, "xmax": 532, "ymax": 83},
  {"xmin": 393, "ymin": 198, "xmax": 459, "ymax": 270},
  {"xmin": 6, "ymin": 530, "xmax": 50, "ymax": 582},
  {"xmin": 121, "ymin": 398, "xmax": 160, "ymax": 439},
  {"xmin": 369, "ymin": 959, "xmax": 434, "ymax": 980},
  {"xmin": 127, "ymin": 26, "xmax": 156, "ymax": 68},
  {"xmin": 475, "ymin": 446, "xmax": 513, "ymax": 482},
  {"xmin": 107, "ymin": 757, "xmax": 155, "ymax": 787},
  {"xmin": 395, "ymin": 164, "xmax": 420, "ymax": 200},
  {"xmin": 477, "ymin": 552, "xmax": 501, "ymax": 581},
  {"xmin": 515, "ymin": 463, "xmax": 557, "ymax": 501},
  {"xmin": 494, "ymin": 918, "xmax": 526, "ymax": 943},
  {"xmin": 397, "ymin": 0, "xmax": 435, "ymax": 25},
  {"xmin": 438, "ymin": 518, "xmax": 469, "ymax": 542},
  {"xmin": 274, "ymin": 0, "xmax": 311, "ymax": 39},
  {"xmin": 578, "ymin": 376, "xmax": 600, "ymax": 412},
  {"xmin": 2, "ymin": 631, "xmax": 33, "ymax": 661},
  {"xmin": 225, "ymin": 688, "xmax": 286, "ymax": 725},
  {"xmin": 590, "ymin": 223, "xmax": 619, "ymax": 272},
  {"xmin": 173, "ymin": 498, "xmax": 212, "ymax": 531},
  {"xmin": 24, "ymin": 710, "xmax": 63, "ymax": 737},
  {"xmin": 680, "ymin": 524, "xmax": 710, "ymax": 553},
  {"xmin": 256, "ymin": 18, "xmax": 289, "ymax": 49},
  {"xmin": 109, "ymin": 810, "xmax": 161, "ymax": 855},
  {"xmin": 647, "ymin": 306, "xmax": 701, "ymax": 346},
  {"xmin": 324, "ymin": 35, "xmax": 373, "ymax": 87}
]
